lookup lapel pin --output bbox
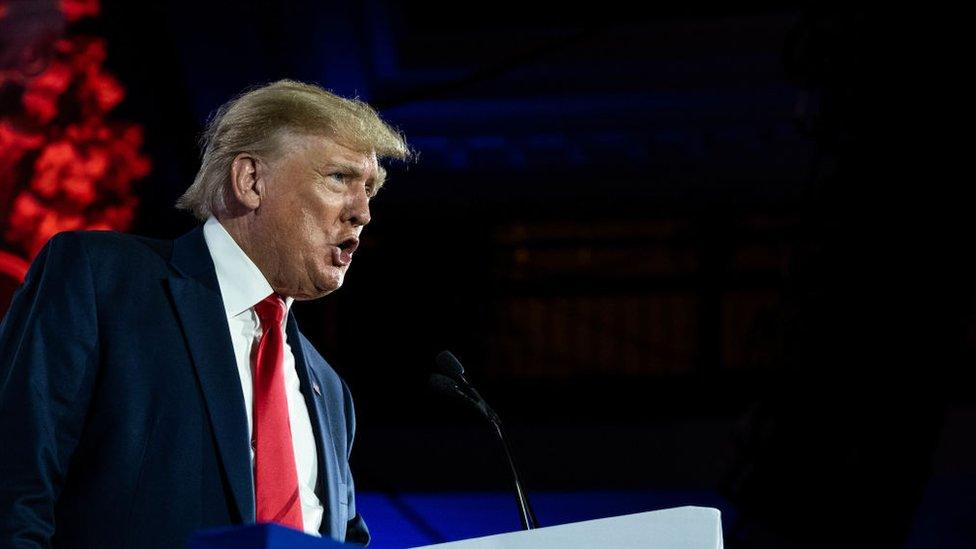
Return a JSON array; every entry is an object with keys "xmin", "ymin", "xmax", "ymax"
[{"xmin": 312, "ymin": 383, "xmax": 321, "ymax": 396}]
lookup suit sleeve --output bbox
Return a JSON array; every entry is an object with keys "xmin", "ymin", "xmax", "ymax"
[
  {"xmin": 0, "ymin": 232, "xmax": 100, "ymax": 547},
  {"xmin": 340, "ymin": 378, "xmax": 370, "ymax": 546}
]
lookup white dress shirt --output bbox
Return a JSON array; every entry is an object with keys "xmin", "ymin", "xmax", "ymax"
[{"xmin": 202, "ymin": 215, "xmax": 324, "ymax": 535}]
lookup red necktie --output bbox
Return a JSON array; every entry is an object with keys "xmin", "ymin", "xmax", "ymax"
[{"xmin": 252, "ymin": 293, "xmax": 304, "ymax": 530}]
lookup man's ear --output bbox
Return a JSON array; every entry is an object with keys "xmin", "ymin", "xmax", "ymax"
[{"xmin": 228, "ymin": 153, "xmax": 263, "ymax": 211}]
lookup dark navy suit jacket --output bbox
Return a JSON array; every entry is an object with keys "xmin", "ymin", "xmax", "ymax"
[{"xmin": 0, "ymin": 225, "xmax": 368, "ymax": 547}]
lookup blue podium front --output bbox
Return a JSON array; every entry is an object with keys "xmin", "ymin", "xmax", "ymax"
[{"xmin": 190, "ymin": 524, "xmax": 353, "ymax": 549}]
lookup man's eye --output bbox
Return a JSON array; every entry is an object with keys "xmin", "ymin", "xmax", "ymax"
[{"xmin": 330, "ymin": 172, "xmax": 347, "ymax": 183}]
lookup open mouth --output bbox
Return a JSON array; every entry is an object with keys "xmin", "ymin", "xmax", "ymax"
[
  {"xmin": 333, "ymin": 236, "xmax": 359, "ymax": 266},
  {"xmin": 337, "ymin": 237, "xmax": 359, "ymax": 255}
]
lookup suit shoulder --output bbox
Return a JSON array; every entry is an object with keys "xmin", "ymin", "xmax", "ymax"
[
  {"xmin": 54, "ymin": 229, "xmax": 174, "ymax": 271},
  {"xmin": 62, "ymin": 229, "xmax": 171, "ymax": 257}
]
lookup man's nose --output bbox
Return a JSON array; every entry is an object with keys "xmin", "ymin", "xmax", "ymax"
[{"xmin": 345, "ymin": 187, "xmax": 371, "ymax": 227}]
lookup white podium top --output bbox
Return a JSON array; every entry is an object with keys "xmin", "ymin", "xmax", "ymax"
[{"xmin": 414, "ymin": 506, "xmax": 723, "ymax": 549}]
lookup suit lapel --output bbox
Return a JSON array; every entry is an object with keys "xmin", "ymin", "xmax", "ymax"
[
  {"xmin": 166, "ymin": 224, "xmax": 255, "ymax": 524},
  {"xmin": 286, "ymin": 314, "xmax": 343, "ymax": 537}
]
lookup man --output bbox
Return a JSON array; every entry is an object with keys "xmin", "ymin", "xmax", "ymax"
[{"xmin": 0, "ymin": 80, "xmax": 410, "ymax": 547}]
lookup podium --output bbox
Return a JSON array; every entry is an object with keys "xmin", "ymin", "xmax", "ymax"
[
  {"xmin": 190, "ymin": 524, "xmax": 350, "ymax": 549},
  {"xmin": 415, "ymin": 506, "xmax": 723, "ymax": 548},
  {"xmin": 190, "ymin": 506, "xmax": 723, "ymax": 549}
]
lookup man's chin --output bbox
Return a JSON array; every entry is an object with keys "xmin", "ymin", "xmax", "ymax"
[
  {"xmin": 290, "ymin": 269, "xmax": 344, "ymax": 301},
  {"xmin": 315, "ymin": 268, "xmax": 344, "ymax": 295}
]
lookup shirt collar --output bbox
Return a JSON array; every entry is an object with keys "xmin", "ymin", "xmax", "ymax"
[{"xmin": 202, "ymin": 215, "xmax": 295, "ymax": 319}]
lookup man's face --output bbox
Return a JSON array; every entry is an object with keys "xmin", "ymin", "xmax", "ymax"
[{"xmin": 253, "ymin": 133, "xmax": 378, "ymax": 300}]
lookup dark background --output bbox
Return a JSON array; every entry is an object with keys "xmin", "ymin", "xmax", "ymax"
[{"xmin": 5, "ymin": 2, "xmax": 974, "ymax": 547}]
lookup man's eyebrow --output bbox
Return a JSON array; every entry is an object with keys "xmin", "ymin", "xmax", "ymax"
[{"xmin": 322, "ymin": 162, "xmax": 366, "ymax": 177}]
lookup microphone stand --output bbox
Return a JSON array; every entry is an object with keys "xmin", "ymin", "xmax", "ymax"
[
  {"xmin": 485, "ymin": 410, "xmax": 538, "ymax": 530},
  {"xmin": 429, "ymin": 367, "xmax": 539, "ymax": 530}
]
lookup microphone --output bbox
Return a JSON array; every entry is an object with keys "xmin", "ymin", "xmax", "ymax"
[
  {"xmin": 434, "ymin": 351, "xmax": 497, "ymax": 422},
  {"xmin": 434, "ymin": 350, "xmax": 466, "ymax": 379},
  {"xmin": 428, "ymin": 351, "xmax": 539, "ymax": 530},
  {"xmin": 429, "ymin": 372, "xmax": 482, "ymax": 411}
]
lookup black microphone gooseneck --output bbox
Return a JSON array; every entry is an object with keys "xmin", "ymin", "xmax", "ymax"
[{"xmin": 430, "ymin": 351, "xmax": 539, "ymax": 530}]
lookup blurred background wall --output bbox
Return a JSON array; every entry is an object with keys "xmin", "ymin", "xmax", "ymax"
[{"xmin": 1, "ymin": 1, "xmax": 971, "ymax": 547}]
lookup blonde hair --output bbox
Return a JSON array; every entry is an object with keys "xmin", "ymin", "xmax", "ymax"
[{"xmin": 175, "ymin": 79, "xmax": 411, "ymax": 220}]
